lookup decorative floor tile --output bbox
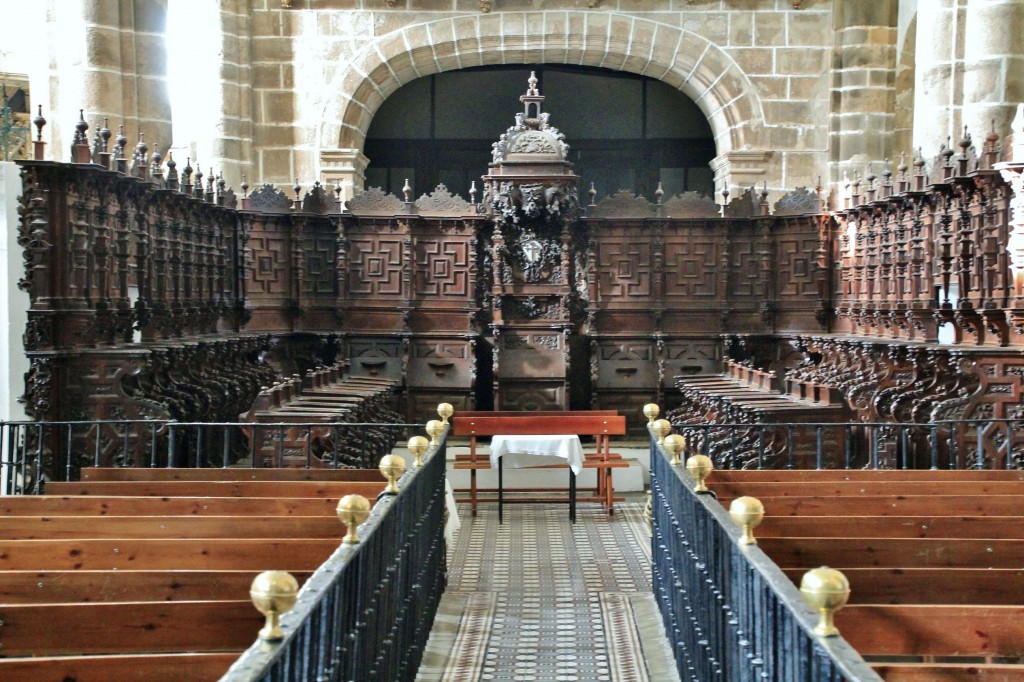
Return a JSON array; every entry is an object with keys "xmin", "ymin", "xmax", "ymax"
[{"xmin": 417, "ymin": 501, "xmax": 679, "ymax": 682}]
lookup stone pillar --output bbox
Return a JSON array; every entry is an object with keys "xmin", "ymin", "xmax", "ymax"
[
  {"xmin": 710, "ymin": 151, "xmax": 775, "ymax": 198},
  {"xmin": 892, "ymin": 0, "xmax": 918, "ymax": 155},
  {"xmin": 829, "ymin": 0, "xmax": 898, "ymax": 179},
  {"xmin": 912, "ymin": 0, "xmax": 967, "ymax": 159},
  {"xmin": 320, "ymin": 149, "xmax": 370, "ymax": 202},
  {"xmin": 962, "ymin": 0, "xmax": 1024, "ymax": 143},
  {"xmin": 82, "ymin": 0, "xmax": 172, "ymax": 154},
  {"xmin": 203, "ymin": 0, "xmax": 255, "ymax": 189}
]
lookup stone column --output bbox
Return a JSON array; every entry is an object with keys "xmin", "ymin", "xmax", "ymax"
[
  {"xmin": 188, "ymin": 0, "xmax": 257, "ymax": 189},
  {"xmin": 962, "ymin": 0, "xmax": 1024, "ymax": 143},
  {"xmin": 829, "ymin": 0, "xmax": 898, "ymax": 179},
  {"xmin": 82, "ymin": 0, "xmax": 172, "ymax": 154},
  {"xmin": 912, "ymin": 0, "xmax": 967, "ymax": 159},
  {"xmin": 320, "ymin": 149, "xmax": 370, "ymax": 202}
]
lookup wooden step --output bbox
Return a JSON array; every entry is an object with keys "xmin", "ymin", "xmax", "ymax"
[
  {"xmin": 0, "ymin": 538, "xmax": 339, "ymax": 570},
  {"xmin": 0, "ymin": 652, "xmax": 238, "ymax": 682},
  {"xmin": 0, "ymin": 569, "xmax": 313, "ymax": 604}
]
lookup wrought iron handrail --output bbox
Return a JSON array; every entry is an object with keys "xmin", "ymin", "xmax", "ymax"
[
  {"xmin": 0, "ymin": 419, "xmax": 426, "ymax": 495},
  {"xmin": 665, "ymin": 419, "xmax": 1024, "ymax": 471},
  {"xmin": 220, "ymin": 426, "xmax": 447, "ymax": 682},
  {"xmin": 650, "ymin": 429, "xmax": 883, "ymax": 681}
]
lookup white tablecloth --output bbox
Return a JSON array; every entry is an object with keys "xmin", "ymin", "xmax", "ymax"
[
  {"xmin": 489, "ymin": 434, "xmax": 584, "ymax": 475},
  {"xmin": 444, "ymin": 478, "xmax": 461, "ymax": 545}
]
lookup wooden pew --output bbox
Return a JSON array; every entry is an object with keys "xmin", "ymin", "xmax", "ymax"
[
  {"xmin": 0, "ymin": 600, "xmax": 261, "ymax": 655},
  {"xmin": 779, "ymin": 568, "xmax": 1024, "ymax": 605},
  {"xmin": 871, "ymin": 664, "xmax": 1024, "ymax": 681},
  {"xmin": 0, "ymin": 469, "xmax": 386, "ymax": 681},
  {"xmin": 0, "ymin": 652, "xmax": 240, "ymax": 682},
  {"xmin": 705, "ymin": 479, "xmax": 1024, "ymax": 498},
  {"xmin": 0, "ymin": 538, "xmax": 340, "ymax": 570},
  {"xmin": 80, "ymin": 466, "xmax": 386, "ymax": 481},
  {"xmin": 0, "ymin": 569, "xmax": 313, "ymax": 603},
  {"xmin": 669, "ymin": 359, "xmax": 852, "ymax": 468},
  {"xmin": 0, "ymin": 495, "xmax": 342, "ymax": 516},
  {"xmin": 706, "ymin": 469, "xmax": 1024, "ymax": 680},
  {"xmin": 753, "ymin": 515, "xmax": 1024, "ymax": 539},
  {"xmin": 44, "ymin": 479, "xmax": 385, "ymax": 498},
  {"xmin": 452, "ymin": 412, "xmax": 627, "ymax": 516},
  {"xmin": 239, "ymin": 363, "xmax": 401, "ymax": 468},
  {"xmin": 712, "ymin": 494, "xmax": 1024, "ymax": 516},
  {"xmin": 0, "ymin": 515, "xmax": 343, "ymax": 539},
  {"xmin": 708, "ymin": 469, "xmax": 1024, "ymax": 482}
]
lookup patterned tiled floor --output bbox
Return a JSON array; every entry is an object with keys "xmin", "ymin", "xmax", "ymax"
[{"xmin": 417, "ymin": 500, "xmax": 680, "ymax": 682}]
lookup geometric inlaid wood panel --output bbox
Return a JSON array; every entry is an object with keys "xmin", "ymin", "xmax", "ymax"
[
  {"xmin": 595, "ymin": 240, "xmax": 652, "ymax": 298},
  {"xmin": 349, "ymin": 237, "xmax": 403, "ymax": 297},
  {"xmin": 665, "ymin": 237, "xmax": 718, "ymax": 299},
  {"xmin": 416, "ymin": 239, "xmax": 471, "ymax": 298}
]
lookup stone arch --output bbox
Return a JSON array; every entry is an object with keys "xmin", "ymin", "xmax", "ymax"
[{"xmin": 317, "ymin": 12, "xmax": 767, "ymax": 189}]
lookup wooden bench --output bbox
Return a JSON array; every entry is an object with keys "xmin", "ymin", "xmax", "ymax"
[
  {"xmin": 239, "ymin": 362, "xmax": 401, "ymax": 468},
  {"xmin": 0, "ymin": 652, "xmax": 240, "ymax": 682},
  {"xmin": 0, "ymin": 468, "xmax": 389, "ymax": 681},
  {"xmin": 707, "ymin": 469, "xmax": 1024, "ymax": 680},
  {"xmin": 669, "ymin": 359, "xmax": 853, "ymax": 468},
  {"xmin": 452, "ymin": 412, "xmax": 627, "ymax": 518}
]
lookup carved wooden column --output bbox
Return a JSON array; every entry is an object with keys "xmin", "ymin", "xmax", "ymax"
[{"xmin": 482, "ymin": 73, "xmax": 582, "ymax": 410}]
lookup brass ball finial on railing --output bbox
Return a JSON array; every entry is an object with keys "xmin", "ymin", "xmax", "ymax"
[
  {"xmin": 729, "ymin": 496, "xmax": 764, "ymax": 545},
  {"xmin": 652, "ymin": 418, "xmax": 672, "ymax": 445},
  {"xmin": 664, "ymin": 433, "xmax": 685, "ymax": 466},
  {"xmin": 800, "ymin": 567, "xmax": 851, "ymax": 637},
  {"xmin": 685, "ymin": 454, "xmax": 714, "ymax": 493},
  {"xmin": 642, "ymin": 403, "xmax": 659, "ymax": 426},
  {"xmin": 337, "ymin": 494, "xmax": 372, "ymax": 544},
  {"xmin": 379, "ymin": 454, "xmax": 407, "ymax": 494},
  {"xmin": 250, "ymin": 570, "xmax": 299, "ymax": 641},
  {"xmin": 425, "ymin": 419, "xmax": 444, "ymax": 447},
  {"xmin": 407, "ymin": 435, "xmax": 429, "ymax": 469},
  {"xmin": 437, "ymin": 402, "xmax": 454, "ymax": 425}
]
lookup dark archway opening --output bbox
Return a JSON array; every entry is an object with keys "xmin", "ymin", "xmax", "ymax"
[{"xmin": 364, "ymin": 64, "xmax": 716, "ymax": 202}]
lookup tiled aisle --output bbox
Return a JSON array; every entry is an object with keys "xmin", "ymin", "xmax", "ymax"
[{"xmin": 416, "ymin": 501, "xmax": 680, "ymax": 682}]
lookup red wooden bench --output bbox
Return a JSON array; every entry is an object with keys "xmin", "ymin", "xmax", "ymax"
[{"xmin": 452, "ymin": 412, "xmax": 627, "ymax": 519}]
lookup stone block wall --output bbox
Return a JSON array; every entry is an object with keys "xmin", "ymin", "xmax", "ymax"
[
  {"xmin": 7, "ymin": 0, "xmax": 1024, "ymax": 209},
  {"xmin": 242, "ymin": 0, "xmax": 839, "ymax": 199},
  {"xmin": 80, "ymin": 0, "xmax": 172, "ymax": 159}
]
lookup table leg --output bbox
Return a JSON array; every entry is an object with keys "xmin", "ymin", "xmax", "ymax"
[
  {"xmin": 570, "ymin": 469, "xmax": 576, "ymax": 523},
  {"xmin": 498, "ymin": 455, "xmax": 503, "ymax": 525},
  {"xmin": 471, "ymin": 469, "xmax": 478, "ymax": 517},
  {"xmin": 470, "ymin": 436, "xmax": 478, "ymax": 517},
  {"xmin": 606, "ymin": 467, "xmax": 614, "ymax": 515}
]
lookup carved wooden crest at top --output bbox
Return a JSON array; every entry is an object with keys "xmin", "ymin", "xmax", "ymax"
[
  {"xmin": 246, "ymin": 184, "xmax": 292, "ymax": 213},
  {"xmin": 415, "ymin": 184, "xmax": 475, "ymax": 216},
  {"xmin": 662, "ymin": 192, "xmax": 720, "ymax": 219},
  {"xmin": 586, "ymin": 190, "xmax": 656, "ymax": 219},
  {"xmin": 724, "ymin": 188, "xmax": 759, "ymax": 217},
  {"xmin": 301, "ymin": 182, "xmax": 331, "ymax": 214},
  {"xmin": 345, "ymin": 187, "xmax": 405, "ymax": 216},
  {"xmin": 221, "ymin": 187, "xmax": 238, "ymax": 210},
  {"xmin": 773, "ymin": 187, "xmax": 819, "ymax": 216},
  {"xmin": 507, "ymin": 131, "xmax": 558, "ymax": 155}
]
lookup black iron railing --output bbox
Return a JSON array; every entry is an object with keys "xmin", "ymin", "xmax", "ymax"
[
  {"xmin": 650, "ymin": 429, "xmax": 882, "ymax": 681},
  {"xmin": 669, "ymin": 419, "xmax": 1024, "ymax": 471},
  {"xmin": 220, "ymin": 425, "xmax": 447, "ymax": 681},
  {"xmin": 0, "ymin": 419, "xmax": 420, "ymax": 495}
]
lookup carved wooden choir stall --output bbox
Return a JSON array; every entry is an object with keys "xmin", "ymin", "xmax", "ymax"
[{"xmin": 14, "ymin": 76, "xmax": 1024, "ymax": 479}]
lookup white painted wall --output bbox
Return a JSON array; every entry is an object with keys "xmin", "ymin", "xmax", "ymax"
[{"xmin": 0, "ymin": 162, "xmax": 29, "ymax": 423}]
